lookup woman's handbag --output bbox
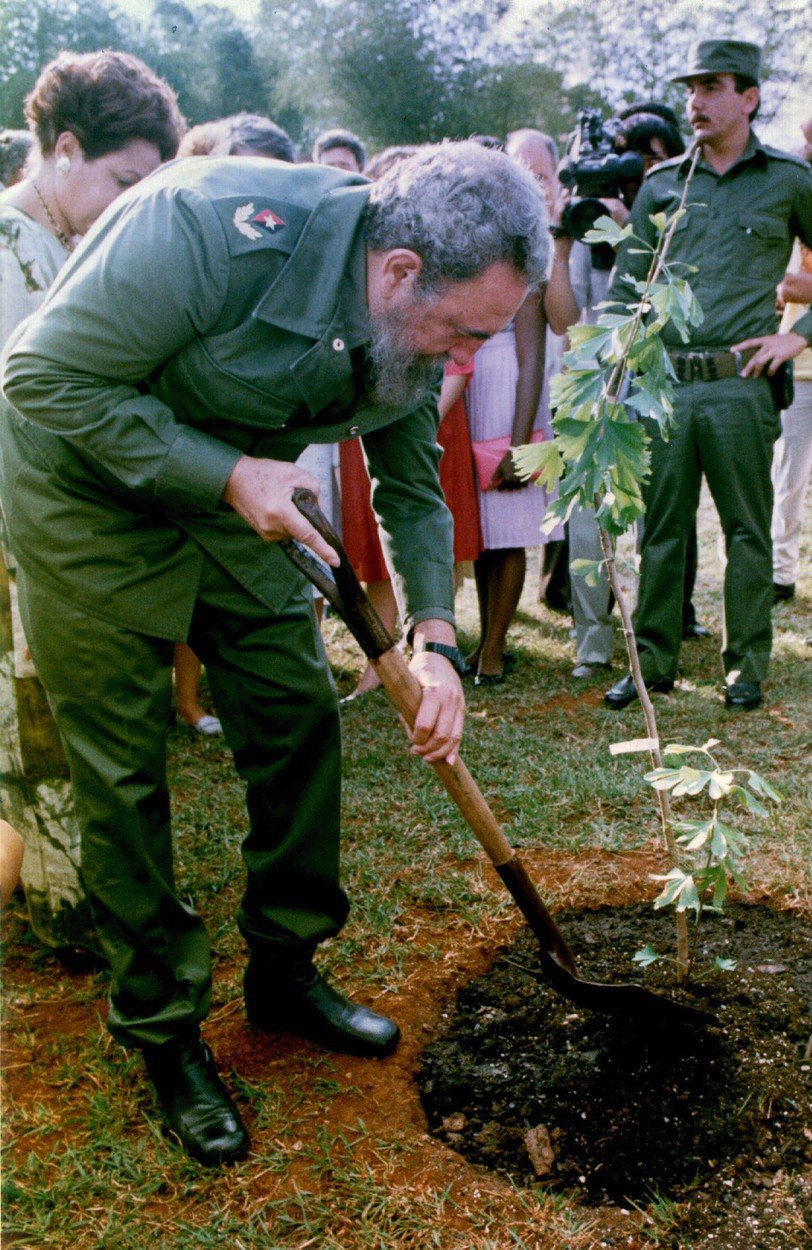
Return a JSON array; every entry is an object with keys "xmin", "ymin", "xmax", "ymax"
[{"xmin": 471, "ymin": 429, "xmax": 546, "ymax": 492}]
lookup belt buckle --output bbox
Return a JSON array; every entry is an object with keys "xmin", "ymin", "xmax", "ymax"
[
  {"xmin": 687, "ymin": 352, "xmax": 703, "ymax": 383},
  {"xmin": 731, "ymin": 349, "xmax": 743, "ymax": 376}
]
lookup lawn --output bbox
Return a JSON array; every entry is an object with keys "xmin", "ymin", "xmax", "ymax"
[{"xmin": 2, "ymin": 488, "xmax": 810, "ymax": 1249}]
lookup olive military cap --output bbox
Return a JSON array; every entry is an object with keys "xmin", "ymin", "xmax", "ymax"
[{"xmin": 671, "ymin": 39, "xmax": 762, "ymax": 85}]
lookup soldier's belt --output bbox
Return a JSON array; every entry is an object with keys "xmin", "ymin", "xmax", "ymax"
[{"xmin": 667, "ymin": 346, "xmax": 758, "ymax": 383}]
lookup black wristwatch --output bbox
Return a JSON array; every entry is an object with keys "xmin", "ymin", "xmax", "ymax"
[{"xmin": 419, "ymin": 642, "xmax": 470, "ymax": 676}]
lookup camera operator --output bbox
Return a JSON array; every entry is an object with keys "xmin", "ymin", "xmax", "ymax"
[{"xmin": 545, "ymin": 106, "xmax": 700, "ymax": 680}]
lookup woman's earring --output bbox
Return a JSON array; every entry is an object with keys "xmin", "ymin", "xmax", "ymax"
[{"xmin": 56, "ymin": 156, "xmax": 71, "ymax": 177}]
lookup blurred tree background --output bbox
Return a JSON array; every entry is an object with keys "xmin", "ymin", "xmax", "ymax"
[{"xmin": 0, "ymin": 0, "xmax": 809, "ymax": 155}]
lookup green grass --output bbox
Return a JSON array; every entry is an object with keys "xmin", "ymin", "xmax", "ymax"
[{"xmin": 2, "ymin": 487, "xmax": 810, "ymax": 1248}]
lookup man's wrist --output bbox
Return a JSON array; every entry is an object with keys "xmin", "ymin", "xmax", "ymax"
[
  {"xmin": 412, "ymin": 620, "xmax": 456, "ymax": 649},
  {"xmin": 417, "ymin": 641, "xmax": 469, "ymax": 676}
]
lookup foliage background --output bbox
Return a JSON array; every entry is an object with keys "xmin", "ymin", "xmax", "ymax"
[{"xmin": 1, "ymin": 0, "xmax": 809, "ymax": 155}]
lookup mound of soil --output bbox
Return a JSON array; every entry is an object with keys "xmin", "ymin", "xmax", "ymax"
[{"xmin": 418, "ymin": 903, "xmax": 812, "ymax": 1247}]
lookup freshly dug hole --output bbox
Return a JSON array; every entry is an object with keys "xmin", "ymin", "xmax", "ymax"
[{"xmin": 418, "ymin": 904, "xmax": 811, "ymax": 1221}]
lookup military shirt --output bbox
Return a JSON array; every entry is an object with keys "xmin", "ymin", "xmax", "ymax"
[
  {"xmin": 608, "ymin": 133, "xmax": 812, "ymax": 348},
  {"xmin": 0, "ymin": 158, "xmax": 455, "ymax": 639}
]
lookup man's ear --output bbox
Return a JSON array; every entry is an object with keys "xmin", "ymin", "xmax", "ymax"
[
  {"xmin": 742, "ymin": 86, "xmax": 760, "ymax": 118},
  {"xmin": 377, "ymin": 248, "xmax": 423, "ymax": 300}
]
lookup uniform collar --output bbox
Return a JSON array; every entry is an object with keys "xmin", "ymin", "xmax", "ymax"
[
  {"xmin": 252, "ymin": 183, "xmax": 371, "ymax": 347},
  {"xmin": 678, "ymin": 129, "xmax": 767, "ymax": 178}
]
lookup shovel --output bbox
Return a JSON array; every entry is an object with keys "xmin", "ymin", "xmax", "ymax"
[{"xmin": 281, "ymin": 489, "xmax": 714, "ymax": 1027}]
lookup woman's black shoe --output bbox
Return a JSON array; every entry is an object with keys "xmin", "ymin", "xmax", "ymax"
[
  {"xmin": 142, "ymin": 1034, "xmax": 249, "ymax": 1166},
  {"xmin": 244, "ymin": 960, "xmax": 400, "ymax": 1057}
]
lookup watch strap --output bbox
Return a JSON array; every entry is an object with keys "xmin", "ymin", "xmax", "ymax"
[{"xmin": 420, "ymin": 641, "xmax": 470, "ymax": 676}]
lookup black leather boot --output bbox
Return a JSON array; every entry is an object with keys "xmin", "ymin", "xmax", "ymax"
[
  {"xmin": 142, "ymin": 1033, "xmax": 250, "ymax": 1166},
  {"xmin": 244, "ymin": 956, "xmax": 400, "ymax": 1058}
]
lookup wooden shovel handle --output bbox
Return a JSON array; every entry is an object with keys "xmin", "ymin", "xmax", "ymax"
[
  {"xmin": 284, "ymin": 489, "xmax": 578, "ymax": 976},
  {"xmin": 373, "ymin": 648, "xmax": 516, "ymax": 866}
]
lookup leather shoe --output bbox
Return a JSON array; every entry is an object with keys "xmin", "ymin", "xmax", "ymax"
[
  {"xmin": 725, "ymin": 681, "xmax": 762, "ymax": 710},
  {"xmin": 142, "ymin": 1034, "xmax": 249, "ymax": 1166},
  {"xmin": 604, "ymin": 673, "xmax": 674, "ymax": 709},
  {"xmin": 772, "ymin": 582, "xmax": 795, "ymax": 603},
  {"xmin": 682, "ymin": 622, "xmax": 711, "ymax": 639},
  {"xmin": 572, "ymin": 661, "xmax": 611, "ymax": 679},
  {"xmin": 244, "ymin": 959, "xmax": 401, "ymax": 1057}
]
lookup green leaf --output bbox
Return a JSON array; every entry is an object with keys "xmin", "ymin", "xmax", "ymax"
[
  {"xmin": 677, "ymin": 819, "xmax": 714, "ymax": 851},
  {"xmin": 746, "ymin": 772, "xmax": 782, "ymax": 803},
  {"xmin": 711, "ymin": 871, "xmax": 729, "ymax": 911},
  {"xmin": 582, "ymin": 215, "xmax": 634, "ymax": 247},
  {"xmin": 651, "ymin": 868, "xmax": 700, "ymax": 912},
  {"xmin": 675, "ymin": 875, "xmax": 700, "ymax": 913},
  {"xmin": 511, "ymin": 440, "xmax": 562, "ymax": 490},
  {"xmin": 730, "ymin": 785, "xmax": 768, "ymax": 819},
  {"xmin": 570, "ymin": 558, "xmax": 604, "ymax": 587},
  {"xmin": 649, "ymin": 211, "xmax": 668, "ymax": 233},
  {"xmin": 708, "ymin": 771, "xmax": 735, "ymax": 800},
  {"xmin": 671, "ymin": 766, "xmax": 713, "ymax": 797},
  {"xmin": 715, "ymin": 956, "xmax": 737, "ymax": 972},
  {"xmin": 633, "ymin": 944, "xmax": 662, "ymax": 967},
  {"xmin": 645, "ymin": 767, "xmax": 682, "ymax": 791}
]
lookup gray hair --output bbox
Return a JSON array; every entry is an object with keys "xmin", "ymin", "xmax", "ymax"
[{"xmin": 363, "ymin": 140, "xmax": 549, "ymax": 292}]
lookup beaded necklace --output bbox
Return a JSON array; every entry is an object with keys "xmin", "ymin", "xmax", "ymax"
[{"xmin": 31, "ymin": 182, "xmax": 74, "ymax": 252}]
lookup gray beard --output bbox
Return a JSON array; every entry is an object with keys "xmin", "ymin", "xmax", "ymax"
[{"xmin": 368, "ymin": 305, "xmax": 446, "ymax": 409}]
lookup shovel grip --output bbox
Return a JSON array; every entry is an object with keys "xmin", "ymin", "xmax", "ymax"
[
  {"xmin": 286, "ymin": 490, "xmax": 517, "ymax": 866},
  {"xmin": 285, "ymin": 489, "xmax": 578, "ymax": 973}
]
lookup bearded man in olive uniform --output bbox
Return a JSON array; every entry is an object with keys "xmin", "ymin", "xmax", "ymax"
[
  {"xmin": 603, "ymin": 40, "xmax": 812, "ymax": 713},
  {"xmin": 0, "ymin": 142, "xmax": 548, "ymax": 1164}
]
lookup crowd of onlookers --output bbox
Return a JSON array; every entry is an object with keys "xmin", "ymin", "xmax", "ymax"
[{"xmin": 1, "ymin": 49, "xmax": 810, "ymax": 727}]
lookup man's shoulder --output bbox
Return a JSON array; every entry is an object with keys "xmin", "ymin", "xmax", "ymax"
[
  {"xmin": 126, "ymin": 158, "xmax": 371, "ymax": 259},
  {"xmin": 646, "ymin": 155, "xmax": 686, "ymax": 178},
  {"xmin": 758, "ymin": 143, "xmax": 812, "ymax": 173}
]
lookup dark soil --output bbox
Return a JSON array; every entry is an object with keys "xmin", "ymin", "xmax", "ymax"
[{"xmin": 418, "ymin": 903, "xmax": 812, "ymax": 1248}]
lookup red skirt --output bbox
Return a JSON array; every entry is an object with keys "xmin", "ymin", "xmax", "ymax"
[{"xmin": 339, "ymin": 411, "xmax": 482, "ymax": 582}]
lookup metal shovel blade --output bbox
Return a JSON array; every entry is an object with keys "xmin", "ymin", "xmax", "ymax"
[{"xmin": 281, "ymin": 489, "xmax": 715, "ymax": 1028}]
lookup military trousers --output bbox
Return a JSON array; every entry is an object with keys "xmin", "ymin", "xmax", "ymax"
[
  {"xmin": 634, "ymin": 374, "xmax": 780, "ymax": 685},
  {"xmin": 18, "ymin": 552, "xmax": 348, "ymax": 1048}
]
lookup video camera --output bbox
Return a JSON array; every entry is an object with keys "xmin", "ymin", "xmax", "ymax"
[{"xmin": 557, "ymin": 110, "xmax": 644, "ymax": 241}]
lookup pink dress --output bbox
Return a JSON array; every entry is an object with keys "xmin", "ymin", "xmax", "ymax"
[{"xmin": 465, "ymin": 327, "xmax": 558, "ymax": 551}]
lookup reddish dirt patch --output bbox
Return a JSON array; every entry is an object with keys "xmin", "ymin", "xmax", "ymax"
[{"xmin": 3, "ymin": 850, "xmax": 810, "ymax": 1248}]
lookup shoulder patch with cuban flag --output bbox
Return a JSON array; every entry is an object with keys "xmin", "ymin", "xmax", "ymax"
[
  {"xmin": 233, "ymin": 202, "xmax": 286, "ymax": 240},
  {"xmin": 213, "ymin": 194, "xmax": 307, "ymax": 258}
]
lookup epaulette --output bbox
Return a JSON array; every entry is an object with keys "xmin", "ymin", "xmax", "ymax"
[
  {"xmin": 758, "ymin": 144, "xmax": 811, "ymax": 170},
  {"xmin": 644, "ymin": 154, "xmax": 685, "ymax": 179}
]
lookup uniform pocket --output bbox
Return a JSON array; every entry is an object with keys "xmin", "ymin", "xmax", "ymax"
[{"xmin": 736, "ymin": 212, "xmax": 787, "ymax": 279}]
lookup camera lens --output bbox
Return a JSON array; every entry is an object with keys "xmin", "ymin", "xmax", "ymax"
[{"xmin": 562, "ymin": 197, "xmax": 608, "ymax": 241}]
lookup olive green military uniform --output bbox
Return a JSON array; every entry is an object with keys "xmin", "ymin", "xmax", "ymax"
[
  {"xmin": 609, "ymin": 134, "xmax": 812, "ymax": 686},
  {"xmin": 0, "ymin": 158, "xmax": 455, "ymax": 1048}
]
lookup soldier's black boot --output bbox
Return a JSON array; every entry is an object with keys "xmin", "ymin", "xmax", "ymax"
[
  {"xmin": 142, "ymin": 1032, "xmax": 250, "ymax": 1166},
  {"xmin": 244, "ymin": 955, "xmax": 400, "ymax": 1058}
]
